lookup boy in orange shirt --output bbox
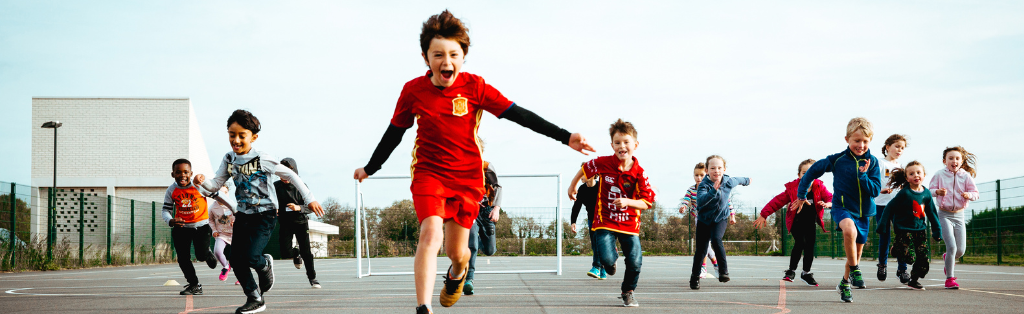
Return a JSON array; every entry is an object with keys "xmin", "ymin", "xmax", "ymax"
[{"xmin": 163, "ymin": 158, "xmax": 218, "ymax": 295}]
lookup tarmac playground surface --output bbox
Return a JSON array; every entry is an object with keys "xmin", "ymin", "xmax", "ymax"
[{"xmin": 1, "ymin": 255, "xmax": 1022, "ymax": 313}]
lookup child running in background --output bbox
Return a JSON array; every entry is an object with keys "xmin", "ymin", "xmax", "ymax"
[
  {"xmin": 208, "ymin": 184, "xmax": 237, "ymax": 284},
  {"xmin": 792, "ymin": 117, "xmax": 881, "ymax": 303},
  {"xmin": 930, "ymin": 146, "xmax": 979, "ymax": 290},
  {"xmin": 164, "ymin": 158, "xmax": 218, "ymax": 296},
  {"xmin": 274, "ymin": 158, "xmax": 322, "ymax": 289},
  {"xmin": 463, "ymin": 158, "xmax": 502, "ymax": 295},
  {"xmin": 754, "ymin": 159, "xmax": 832, "ymax": 286},
  {"xmin": 568, "ymin": 119, "xmax": 655, "ymax": 307},
  {"xmin": 570, "ymin": 165, "xmax": 603, "ymax": 280},
  {"xmin": 679, "ymin": 162, "xmax": 734, "ymax": 279},
  {"xmin": 875, "ymin": 134, "xmax": 909, "ymax": 283},
  {"xmin": 690, "ymin": 155, "xmax": 749, "ymax": 290},
  {"xmin": 875, "ymin": 161, "xmax": 942, "ymax": 290}
]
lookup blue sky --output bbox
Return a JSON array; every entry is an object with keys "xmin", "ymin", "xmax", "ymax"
[{"xmin": 2, "ymin": 1, "xmax": 1023, "ymax": 215}]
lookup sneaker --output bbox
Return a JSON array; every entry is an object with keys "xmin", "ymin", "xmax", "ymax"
[
  {"xmin": 621, "ymin": 290, "xmax": 638, "ymax": 307},
  {"xmin": 713, "ymin": 264, "xmax": 720, "ymax": 277},
  {"xmin": 235, "ymin": 280, "xmax": 240, "ymax": 285},
  {"xmin": 599, "ymin": 268, "xmax": 608, "ymax": 280},
  {"xmin": 235, "ymin": 297, "xmax": 266, "ymax": 314},
  {"xmin": 587, "ymin": 267, "xmax": 601, "ymax": 278},
  {"xmin": 310, "ymin": 279, "xmax": 321, "ymax": 289},
  {"xmin": 877, "ymin": 263, "xmax": 887, "ymax": 282},
  {"xmin": 439, "ymin": 266, "xmax": 466, "ymax": 307},
  {"xmin": 700, "ymin": 266, "xmax": 708, "ymax": 279},
  {"xmin": 896, "ymin": 269, "xmax": 910, "ymax": 284},
  {"xmin": 718, "ymin": 273, "xmax": 730, "ymax": 283},
  {"xmin": 689, "ymin": 275, "xmax": 700, "ymax": 290},
  {"xmin": 800, "ymin": 272, "xmax": 819, "ymax": 287},
  {"xmin": 850, "ymin": 268, "xmax": 866, "ymax": 289},
  {"xmin": 220, "ymin": 268, "xmax": 230, "ymax": 281},
  {"xmin": 257, "ymin": 254, "xmax": 275, "ymax": 295},
  {"xmin": 606, "ymin": 262, "xmax": 617, "ymax": 276},
  {"xmin": 945, "ymin": 277, "xmax": 959, "ymax": 289},
  {"xmin": 464, "ymin": 279, "xmax": 474, "ymax": 295},
  {"xmin": 783, "ymin": 270, "xmax": 796, "ymax": 282},
  {"xmin": 837, "ymin": 280, "xmax": 852, "ymax": 303},
  {"xmin": 180, "ymin": 283, "xmax": 203, "ymax": 295},
  {"xmin": 907, "ymin": 278, "xmax": 925, "ymax": 290},
  {"xmin": 416, "ymin": 305, "xmax": 433, "ymax": 314}
]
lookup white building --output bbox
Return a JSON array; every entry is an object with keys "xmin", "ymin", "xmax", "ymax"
[{"xmin": 306, "ymin": 221, "xmax": 340, "ymax": 258}]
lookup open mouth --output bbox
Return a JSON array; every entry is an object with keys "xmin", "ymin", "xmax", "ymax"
[{"xmin": 440, "ymin": 70, "xmax": 454, "ymax": 80}]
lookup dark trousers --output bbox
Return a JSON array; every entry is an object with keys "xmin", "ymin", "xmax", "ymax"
[
  {"xmin": 789, "ymin": 218, "xmax": 817, "ymax": 272},
  {"xmin": 892, "ymin": 230, "xmax": 930, "ymax": 279},
  {"xmin": 172, "ymin": 224, "xmax": 214, "ymax": 285},
  {"xmin": 594, "ymin": 229, "xmax": 642, "ymax": 292},
  {"xmin": 279, "ymin": 221, "xmax": 316, "ymax": 280},
  {"xmin": 467, "ymin": 215, "xmax": 496, "ymax": 280},
  {"xmin": 875, "ymin": 207, "xmax": 908, "ymax": 271},
  {"xmin": 232, "ymin": 211, "xmax": 277, "ymax": 297},
  {"xmin": 692, "ymin": 220, "xmax": 729, "ymax": 277}
]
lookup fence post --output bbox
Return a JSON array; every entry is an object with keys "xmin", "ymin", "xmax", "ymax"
[
  {"xmin": 47, "ymin": 188, "xmax": 53, "ymax": 262},
  {"xmin": 754, "ymin": 207, "xmax": 759, "ymax": 256},
  {"xmin": 78, "ymin": 192, "xmax": 84, "ymax": 266},
  {"xmin": 106, "ymin": 195, "xmax": 112, "ymax": 265},
  {"xmin": 130, "ymin": 200, "xmax": 135, "ymax": 264},
  {"xmin": 9, "ymin": 183, "xmax": 16, "ymax": 269},
  {"xmin": 152, "ymin": 202, "xmax": 156, "ymax": 262},
  {"xmin": 996, "ymin": 179, "xmax": 1001, "ymax": 265}
]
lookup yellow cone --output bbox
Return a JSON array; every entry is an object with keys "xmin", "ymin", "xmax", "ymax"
[{"xmin": 164, "ymin": 280, "xmax": 181, "ymax": 286}]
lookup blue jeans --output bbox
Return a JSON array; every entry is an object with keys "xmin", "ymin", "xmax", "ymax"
[
  {"xmin": 874, "ymin": 206, "xmax": 907, "ymax": 271},
  {"xmin": 467, "ymin": 212, "xmax": 496, "ymax": 281},
  {"xmin": 594, "ymin": 229, "xmax": 642, "ymax": 292},
  {"xmin": 232, "ymin": 211, "xmax": 277, "ymax": 298},
  {"xmin": 588, "ymin": 226, "xmax": 602, "ymax": 269}
]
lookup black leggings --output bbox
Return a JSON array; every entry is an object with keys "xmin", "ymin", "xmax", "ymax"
[
  {"xmin": 789, "ymin": 219, "xmax": 817, "ymax": 272},
  {"xmin": 692, "ymin": 220, "xmax": 728, "ymax": 277},
  {"xmin": 279, "ymin": 222, "xmax": 316, "ymax": 280}
]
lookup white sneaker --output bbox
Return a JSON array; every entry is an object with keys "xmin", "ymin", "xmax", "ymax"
[{"xmin": 699, "ymin": 266, "xmax": 708, "ymax": 278}]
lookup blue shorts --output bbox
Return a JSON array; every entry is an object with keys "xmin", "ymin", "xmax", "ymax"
[{"xmin": 832, "ymin": 209, "xmax": 871, "ymax": 244}]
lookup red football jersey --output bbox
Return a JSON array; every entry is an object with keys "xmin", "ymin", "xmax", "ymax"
[
  {"xmin": 391, "ymin": 71, "xmax": 514, "ymax": 186},
  {"xmin": 582, "ymin": 155, "xmax": 656, "ymax": 235}
]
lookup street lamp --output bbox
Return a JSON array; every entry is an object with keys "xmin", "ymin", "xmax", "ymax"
[{"xmin": 41, "ymin": 121, "xmax": 61, "ymax": 260}]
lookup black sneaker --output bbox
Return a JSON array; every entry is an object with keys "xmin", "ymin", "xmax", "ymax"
[
  {"xmin": 837, "ymin": 280, "xmax": 852, "ymax": 303},
  {"xmin": 180, "ymin": 283, "xmax": 203, "ymax": 295},
  {"xmin": 907, "ymin": 278, "xmax": 925, "ymax": 290},
  {"xmin": 606, "ymin": 262, "xmax": 617, "ymax": 276},
  {"xmin": 877, "ymin": 263, "xmax": 887, "ymax": 281},
  {"xmin": 800, "ymin": 272, "xmax": 819, "ymax": 287},
  {"xmin": 292, "ymin": 248, "xmax": 302, "ymax": 269},
  {"xmin": 718, "ymin": 273, "xmax": 730, "ymax": 283},
  {"xmin": 621, "ymin": 290, "xmax": 638, "ymax": 307},
  {"xmin": 849, "ymin": 267, "xmax": 866, "ymax": 289},
  {"xmin": 689, "ymin": 275, "xmax": 700, "ymax": 290},
  {"xmin": 206, "ymin": 251, "xmax": 218, "ymax": 269},
  {"xmin": 257, "ymin": 254, "xmax": 275, "ymax": 295},
  {"xmin": 235, "ymin": 297, "xmax": 266, "ymax": 314},
  {"xmin": 897, "ymin": 269, "xmax": 911, "ymax": 284},
  {"xmin": 310, "ymin": 278, "xmax": 321, "ymax": 289},
  {"xmin": 783, "ymin": 270, "xmax": 796, "ymax": 282},
  {"xmin": 416, "ymin": 305, "xmax": 433, "ymax": 314}
]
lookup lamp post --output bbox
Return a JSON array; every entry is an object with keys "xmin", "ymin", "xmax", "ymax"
[{"xmin": 41, "ymin": 121, "xmax": 61, "ymax": 261}]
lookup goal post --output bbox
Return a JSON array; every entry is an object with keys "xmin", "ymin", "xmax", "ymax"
[{"xmin": 354, "ymin": 174, "xmax": 562, "ymax": 278}]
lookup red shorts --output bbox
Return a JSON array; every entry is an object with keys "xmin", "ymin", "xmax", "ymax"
[{"xmin": 410, "ymin": 173, "xmax": 484, "ymax": 229}]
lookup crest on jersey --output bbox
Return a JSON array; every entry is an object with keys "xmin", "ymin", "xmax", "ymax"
[{"xmin": 452, "ymin": 94, "xmax": 469, "ymax": 116}]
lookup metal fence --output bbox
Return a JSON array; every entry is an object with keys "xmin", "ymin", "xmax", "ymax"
[{"xmin": 0, "ymin": 181, "xmax": 177, "ymax": 271}]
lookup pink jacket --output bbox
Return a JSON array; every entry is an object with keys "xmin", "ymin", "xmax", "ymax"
[
  {"xmin": 928, "ymin": 168, "xmax": 979, "ymax": 212},
  {"xmin": 760, "ymin": 178, "xmax": 833, "ymax": 232}
]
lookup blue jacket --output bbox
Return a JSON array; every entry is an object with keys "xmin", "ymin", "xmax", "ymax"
[
  {"xmin": 798, "ymin": 148, "xmax": 882, "ymax": 218},
  {"xmin": 696, "ymin": 175, "xmax": 750, "ymax": 223}
]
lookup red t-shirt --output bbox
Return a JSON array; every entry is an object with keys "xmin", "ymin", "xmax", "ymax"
[
  {"xmin": 582, "ymin": 155, "xmax": 656, "ymax": 235},
  {"xmin": 391, "ymin": 71, "xmax": 514, "ymax": 186}
]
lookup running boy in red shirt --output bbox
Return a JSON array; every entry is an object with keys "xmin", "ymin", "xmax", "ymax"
[
  {"xmin": 352, "ymin": 10, "xmax": 594, "ymax": 314},
  {"xmin": 568, "ymin": 119, "xmax": 655, "ymax": 307}
]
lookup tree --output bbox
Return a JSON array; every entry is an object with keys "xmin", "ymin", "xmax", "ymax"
[{"xmin": 319, "ymin": 197, "xmax": 354, "ymax": 240}]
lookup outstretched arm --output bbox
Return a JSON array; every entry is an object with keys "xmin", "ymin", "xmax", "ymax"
[
  {"xmin": 500, "ymin": 105, "xmax": 595, "ymax": 155},
  {"xmin": 355, "ymin": 124, "xmax": 408, "ymax": 181}
]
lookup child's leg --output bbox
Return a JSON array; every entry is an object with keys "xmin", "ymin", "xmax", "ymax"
[
  {"xmin": 874, "ymin": 210, "xmax": 891, "ymax": 266},
  {"xmin": 479, "ymin": 219, "xmax": 497, "ymax": 256},
  {"xmin": 952, "ymin": 212, "xmax": 967, "ymax": 274},
  {"xmin": 443, "ymin": 220, "xmax": 471, "ymax": 277},
  {"xmin": 705, "ymin": 241, "xmax": 717, "ymax": 263},
  {"xmin": 691, "ymin": 222, "xmax": 712, "ymax": 277},
  {"xmin": 938, "ymin": 210, "xmax": 966, "ymax": 277},
  {"xmin": 466, "ymin": 222, "xmax": 480, "ymax": 281},
  {"xmin": 230, "ymin": 212, "xmax": 277, "ymax": 299},
  {"xmin": 214, "ymin": 238, "xmax": 230, "ymax": 268},
  {"xmin": 278, "ymin": 223, "xmax": 296, "ymax": 259},
  {"xmin": 414, "ymin": 216, "xmax": 444, "ymax": 306},
  {"xmin": 802, "ymin": 226, "xmax": 817, "ymax": 272},
  {"xmin": 708, "ymin": 220, "xmax": 729, "ymax": 274},
  {"xmin": 172, "ymin": 227, "xmax": 199, "ymax": 285},
  {"xmin": 588, "ymin": 227, "xmax": 602, "ymax": 269},
  {"xmin": 789, "ymin": 226, "xmax": 805, "ymax": 271},
  {"xmin": 294, "ymin": 226, "xmax": 316, "ymax": 280},
  {"xmin": 193, "ymin": 225, "xmax": 214, "ymax": 262},
  {"xmin": 594, "ymin": 229, "xmax": 618, "ymax": 270},
  {"xmin": 910, "ymin": 231, "xmax": 930, "ymax": 279},
  {"xmin": 619, "ymin": 233, "xmax": 642, "ymax": 292},
  {"xmin": 839, "ymin": 218, "xmax": 859, "ymax": 280},
  {"xmin": 891, "ymin": 231, "xmax": 911, "ymax": 268}
]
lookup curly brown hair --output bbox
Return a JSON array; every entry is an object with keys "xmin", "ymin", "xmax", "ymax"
[{"xmin": 420, "ymin": 10, "xmax": 471, "ymax": 56}]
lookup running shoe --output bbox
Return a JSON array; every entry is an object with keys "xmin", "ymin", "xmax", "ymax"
[
  {"xmin": 439, "ymin": 266, "xmax": 466, "ymax": 307},
  {"xmin": 713, "ymin": 263, "xmax": 720, "ymax": 277},
  {"xmin": 206, "ymin": 252, "xmax": 218, "ymax": 269},
  {"xmin": 783, "ymin": 270, "xmax": 796, "ymax": 282},
  {"xmin": 837, "ymin": 280, "xmax": 852, "ymax": 303},
  {"xmin": 220, "ymin": 267, "xmax": 231, "ymax": 281},
  {"xmin": 689, "ymin": 275, "xmax": 700, "ymax": 290},
  {"xmin": 718, "ymin": 273, "xmax": 730, "ymax": 283},
  {"xmin": 621, "ymin": 290, "xmax": 638, "ymax": 307},
  {"xmin": 463, "ymin": 279, "xmax": 474, "ymax": 295},
  {"xmin": 235, "ymin": 280, "xmax": 240, "ymax": 285},
  {"xmin": 416, "ymin": 305, "xmax": 433, "ymax": 314},
  {"xmin": 907, "ymin": 278, "xmax": 925, "ymax": 290},
  {"xmin": 587, "ymin": 267, "xmax": 601, "ymax": 279},
  {"xmin": 310, "ymin": 278, "xmax": 321, "ymax": 289},
  {"xmin": 235, "ymin": 297, "xmax": 266, "ymax": 314},
  {"xmin": 800, "ymin": 272, "xmax": 819, "ymax": 287},
  {"xmin": 599, "ymin": 268, "xmax": 608, "ymax": 280},
  {"xmin": 945, "ymin": 277, "xmax": 959, "ymax": 289},
  {"xmin": 896, "ymin": 269, "xmax": 910, "ymax": 284},
  {"xmin": 877, "ymin": 263, "xmax": 887, "ymax": 282},
  {"xmin": 180, "ymin": 283, "xmax": 203, "ymax": 295},
  {"xmin": 850, "ymin": 268, "xmax": 866, "ymax": 289},
  {"xmin": 700, "ymin": 265, "xmax": 708, "ymax": 279},
  {"xmin": 607, "ymin": 262, "xmax": 617, "ymax": 276},
  {"xmin": 257, "ymin": 254, "xmax": 275, "ymax": 295}
]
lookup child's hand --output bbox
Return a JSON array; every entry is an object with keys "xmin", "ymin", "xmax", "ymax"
[
  {"xmin": 213, "ymin": 232, "xmax": 219, "ymax": 238},
  {"xmin": 881, "ymin": 188, "xmax": 892, "ymax": 194},
  {"xmin": 193, "ymin": 174, "xmax": 205, "ymax": 186},
  {"xmin": 817, "ymin": 201, "xmax": 832, "ymax": 208},
  {"xmin": 678, "ymin": 204, "xmax": 688, "ymax": 214},
  {"xmin": 936, "ymin": 189, "xmax": 948, "ymax": 196},
  {"xmin": 353, "ymin": 168, "xmax": 369, "ymax": 183},
  {"xmin": 568, "ymin": 133, "xmax": 597, "ymax": 156},
  {"xmin": 612, "ymin": 198, "xmax": 631, "ymax": 209},
  {"xmin": 790, "ymin": 199, "xmax": 811, "ymax": 214},
  {"xmin": 728, "ymin": 215, "xmax": 737, "ymax": 225},
  {"xmin": 961, "ymin": 192, "xmax": 972, "ymax": 199},
  {"xmin": 568, "ymin": 186, "xmax": 578, "ymax": 201},
  {"xmin": 859, "ymin": 159, "xmax": 870, "ymax": 173},
  {"xmin": 307, "ymin": 201, "xmax": 324, "ymax": 218},
  {"xmin": 571, "ymin": 223, "xmax": 577, "ymax": 233},
  {"xmin": 169, "ymin": 217, "xmax": 184, "ymax": 228},
  {"xmin": 287, "ymin": 203, "xmax": 301, "ymax": 212},
  {"xmin": 753, "ymin": 216, "xmax": 767, "ymax": 229}
]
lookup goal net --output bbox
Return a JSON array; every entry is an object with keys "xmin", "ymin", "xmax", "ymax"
[{"xmin": 354, "ymin": 174, "xmax": 563, "ymax": 278}]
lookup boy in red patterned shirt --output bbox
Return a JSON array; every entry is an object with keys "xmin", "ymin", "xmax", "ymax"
[
  {"xmin": 568, "ymin": 119, "xmax": 655, "ymax": 307},
  {"xmin": 353, "ymin": 10, "xmax": 594, "ymax": 314}
]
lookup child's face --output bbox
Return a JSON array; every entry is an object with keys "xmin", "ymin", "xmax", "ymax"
[
  {"xmin": 706, "ymin": 158, "xmax": 725, "ymax": 182},
  {"xmin": 798, "ymin": 164, "xmax": 811, "ymax": 179},
  {"xmin": 422, "ymin": 37, "xmax": 464, "ymax": 87},
  {"xmin": 845, "ymin": 131, "xmax": 872, "ymax": 156},
  {"xmin": 906, "ymin": 165, "xmax": 925, "ymax": 186},
  {"xmin": 610, "ymin": 132, "xmax": 638, "ymax": 161},
  {"xmin": 172, "ymin": 163, "xmax": 192, "ymax": 187},
  {"xmin": 693, "ymin": 169, "xmax": 706, "ymax": 184},
  {"xmin": 944, "ymin": 151, "xmax": 963, "ymax": 172},
  {"xmin": 228, "ymin": 122, "xmax": 258, "ymax": 154},
  {"xmin": 886, "ymin": 140, "xmax": 906, "ymax": 160}
]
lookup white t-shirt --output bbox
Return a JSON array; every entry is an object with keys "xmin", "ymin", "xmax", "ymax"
[{"xmin": 875, "ymin": 158, "xmax": 902, "ymax": 206}]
